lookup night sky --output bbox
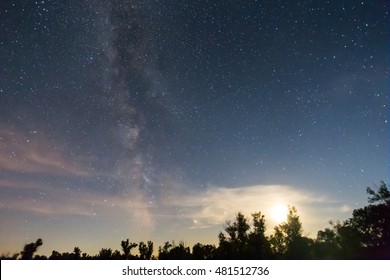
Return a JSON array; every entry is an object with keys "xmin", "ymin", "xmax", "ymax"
[{"xmin": 0, "ymin": 0, "xmax": 388, "ymax": 256}]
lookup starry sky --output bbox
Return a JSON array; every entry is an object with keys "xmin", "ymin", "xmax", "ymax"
[{"xmin": 0, "ymin": 0, "xmax": 388, "ymax": 256}]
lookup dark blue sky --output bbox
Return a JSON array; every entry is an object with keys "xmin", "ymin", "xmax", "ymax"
[{"xmin": 0, "ymin": 0, "xmax": 388, "ymax": 255}]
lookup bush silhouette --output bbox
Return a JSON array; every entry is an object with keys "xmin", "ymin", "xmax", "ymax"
[{"xmin": 20, "ymin": 238, "xmax": 43, "ymax": 260}]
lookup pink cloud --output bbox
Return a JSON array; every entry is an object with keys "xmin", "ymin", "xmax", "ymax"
[{"xmin": 0, "ymin": 126, "xmax": 92, "ymax": 177}]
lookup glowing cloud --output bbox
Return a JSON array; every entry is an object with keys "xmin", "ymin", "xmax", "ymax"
[{"xmin": 165, "ymin": 184, "xmax": 354, "ymax": 236}]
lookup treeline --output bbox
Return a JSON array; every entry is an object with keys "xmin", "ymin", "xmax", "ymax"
[{"xmin": 2, "ymin": 182, "xmax": 389, "ymax": 260}]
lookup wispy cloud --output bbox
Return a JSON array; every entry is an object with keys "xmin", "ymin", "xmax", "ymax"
[
  {"xmin": 0, "ymin": 180, "xmax": 156, "ymax": 227},
  {"xmin": 0, "ymin": 178, "xmax": 51, "ymax": 191},
  {"xmin": 0, "ymin": 126, "xmax": 92, "ymax": 177}
]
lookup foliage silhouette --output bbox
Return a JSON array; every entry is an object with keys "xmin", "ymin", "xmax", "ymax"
[
  {"xmin": 97, "ymin": 248, "xmax": 113, "ymax": 260},
  {"xmin": 158, "ymin": 241, "xmax": 191, "ymax": 260},
  {"xmin": 248, "ymin": 212, "xmax": 272, "ymax": 259},
  {"xmin": 139, "ymin": 241, "xmax": 154, "ymax": 260},
  {"xmin": 218, "ymin": 211, "xmax": 272, "ymax": 259},
  {"xmin": 218, "ymin": 212, "xmax": 251, "ymax": 259},
  {"xmin": 346, "ymin": 181, "xmax": 390, "ymax": 258},
  {"xmin": 313, "ymin": 182, "xmax": 390, "ymax": 259},
  {"xmin": 73, "ymin": 247, "xmax": 81, "ymax": 259},
  {"xmin": 49, "ymin": 250, "xmax": 62, "ymax": 260},
  {"xmin": 192, "ymin": 243, "xmax": 217, "ymax": 260},
  {"xmin": 367, "ymin": 181, "xmax": 390, "ymax": 205},
  {"xmin": 220, "ymin": 212, "xmax": 250, "ymax": 259},
  {"xmin": 315, "ymin": 228, "xmax": 340, "ymax": 259},
  {"xmin": 270, "ymin": 206, "xmax": 314, "ymax": 259},
  {"xmin": 20, "ymin": 238, "xmax": 43, "ymax": 260},
  {"xmin": 121, "ymin": 239, "xmax": 137, "ymax": 259}
]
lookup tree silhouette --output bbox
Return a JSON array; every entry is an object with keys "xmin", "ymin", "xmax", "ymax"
[
  {"xmin": 0, "ymin": 253, "xmax": 20, "ymax": 260},
  {"xmin": 169, "ymin": 242, "xmax": 191, "ymax": 260},
  {"xmin": 346, "ymin": 181, "xmax": 390, "ymax": 258},
  {"xmin": 367, "ymin": 181, "xmax": 390, "ymax": 205},
  {"xmin": 158, "ymin": 241, "xmax": 191, "ymax": 260},
  {"xmin": 97, "ymin": 248, "xmax": 112, "ymax": 260},
  {"xmin": 121, "ymin": 239, "xmax": 137, "ymax": 259},
  {"xmin": 315, "ymin": 227, "xmax": 340, "ymax": 259},
  {"xmin": 49, "ymin": 250, "xmax": 61, "ymax": 260},
  {"xmin": 192, "ymin": 243, "xmax": 217, "ymax": 260},
  {"xmin": 270, "ymin": 206, "xmax": 312, "ymax": 259},
  {"xmin": 73, "ymin": 247, "xmax": 81, "ymax": 259},
  {"xmin": 270, "ymin": 226, "xmax": 286, "ymax": 258},
  {"xmin": 111, "ymin": 249, "xmax": 123, "ymax": 260},
  {"xmin": 217, "ymin": 232, "xmax": 233, "ymax": 259},
  {"xmin": 332, "ymin": 220, "xmax": 362, "ymax": 259},
  {"xmin": 282, "ymin": 206, "xmax": 302, "ymax": 243},
  {"xmin": 313, "ymin": 182, "xmax": 390, "ymax": 259},
  {"xmin": 20, "ymin": 238, "xmax": 43, "ymax": 260},
  {"xmin": 139, "ymin": 241, "xmax": 153, "ymax": 260},
  {"xmin": 248, "ymin": 212, "xmax": 271, "ymax": 259},
  {"xmin": 218, "ymin": 212, "xmax": 251, "ymax": 259},
  {"xmin": 218, "ymin": 212, "xmax": 273, "ymax": 259}
]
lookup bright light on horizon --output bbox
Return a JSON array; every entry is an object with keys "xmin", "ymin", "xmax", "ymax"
[{"xmin": 271, "ymin": 204, "xmax": 288, "ymax": 224}]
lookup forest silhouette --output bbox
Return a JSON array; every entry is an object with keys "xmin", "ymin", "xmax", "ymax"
[{"xmin": 2, "ymin": 181, "xmax": 389, "ymax": 260}]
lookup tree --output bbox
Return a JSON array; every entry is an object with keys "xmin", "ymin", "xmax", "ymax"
[
  {"xmin": 192, "ymin": 243, "xmax": 217, "ymax": 260},
  {"xmin": 281, "ymin": 206, "xmax": 303, "ymax": 244},
  {"xmin": 168, "ymin": 242, "xmax": 191, "ymax": 260},
  {"xmin": 33, "ymin": 254, "xmax": 47, "ymax": 260},
  {"xmin": 158, "ymin": 241, "xmax": 172, "ymax": 259},
  {"xmin": 139, "ymin": 241, "xmax": 153, "ymax": 260},
  {"xmin": 315, "ymin": 227, "xmax": 340, "ymax": 259},
  {"xmin": 0, "ymin": 253, "xmax": 19, "ymax": 260},
  {"xmin": 218, "ymin": 212, "xmax": 251, "ymax": 259},
  {"xmin": 97, "ymin": 248, "xmax": 112, "ymax": 260},
  {"xmin": 248, "ymin": 212, "xmax": 271, "ymax": 259},
  {"xmin": 270, "ymin": 226, "xmax": 286, "ymax": 258},
  {"xmin": 20, "ymin": 238, "xmax": 43, "ymax": 260},
  {"xmin": 158, "ymin": 241, "xmax": 191, "ymax": 260},
  {"xmin": 270, "ymin": 206, "xmax": 312, "ymax": 259},
  {"xmin": 366, "ymin": 181, "xmax": 390, "ymax": 205},
  {"xmin": 346, "ymin": 182, "xmax": 390, "ymax": 258},
  {"xmin": 111, "ymin": 249, "xmax": 123, "ymax": 260},
  {"xmin": 312, "ymin": 182, "xmax": 390, "ymax": 259},
  {"xmin": 49, "ymin": 250, "xmax": 62, "ymax": 260},
  {"xmin": 73, "ymin": 247, "xmax": 81, "ymax": 260},
  {"xmin": 121, "ymin": 238, "xmax": 138, "ymax": 259},
  {"xmin": 217, "ymin": 232, "xmax": 233, "ymax": 259}
]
